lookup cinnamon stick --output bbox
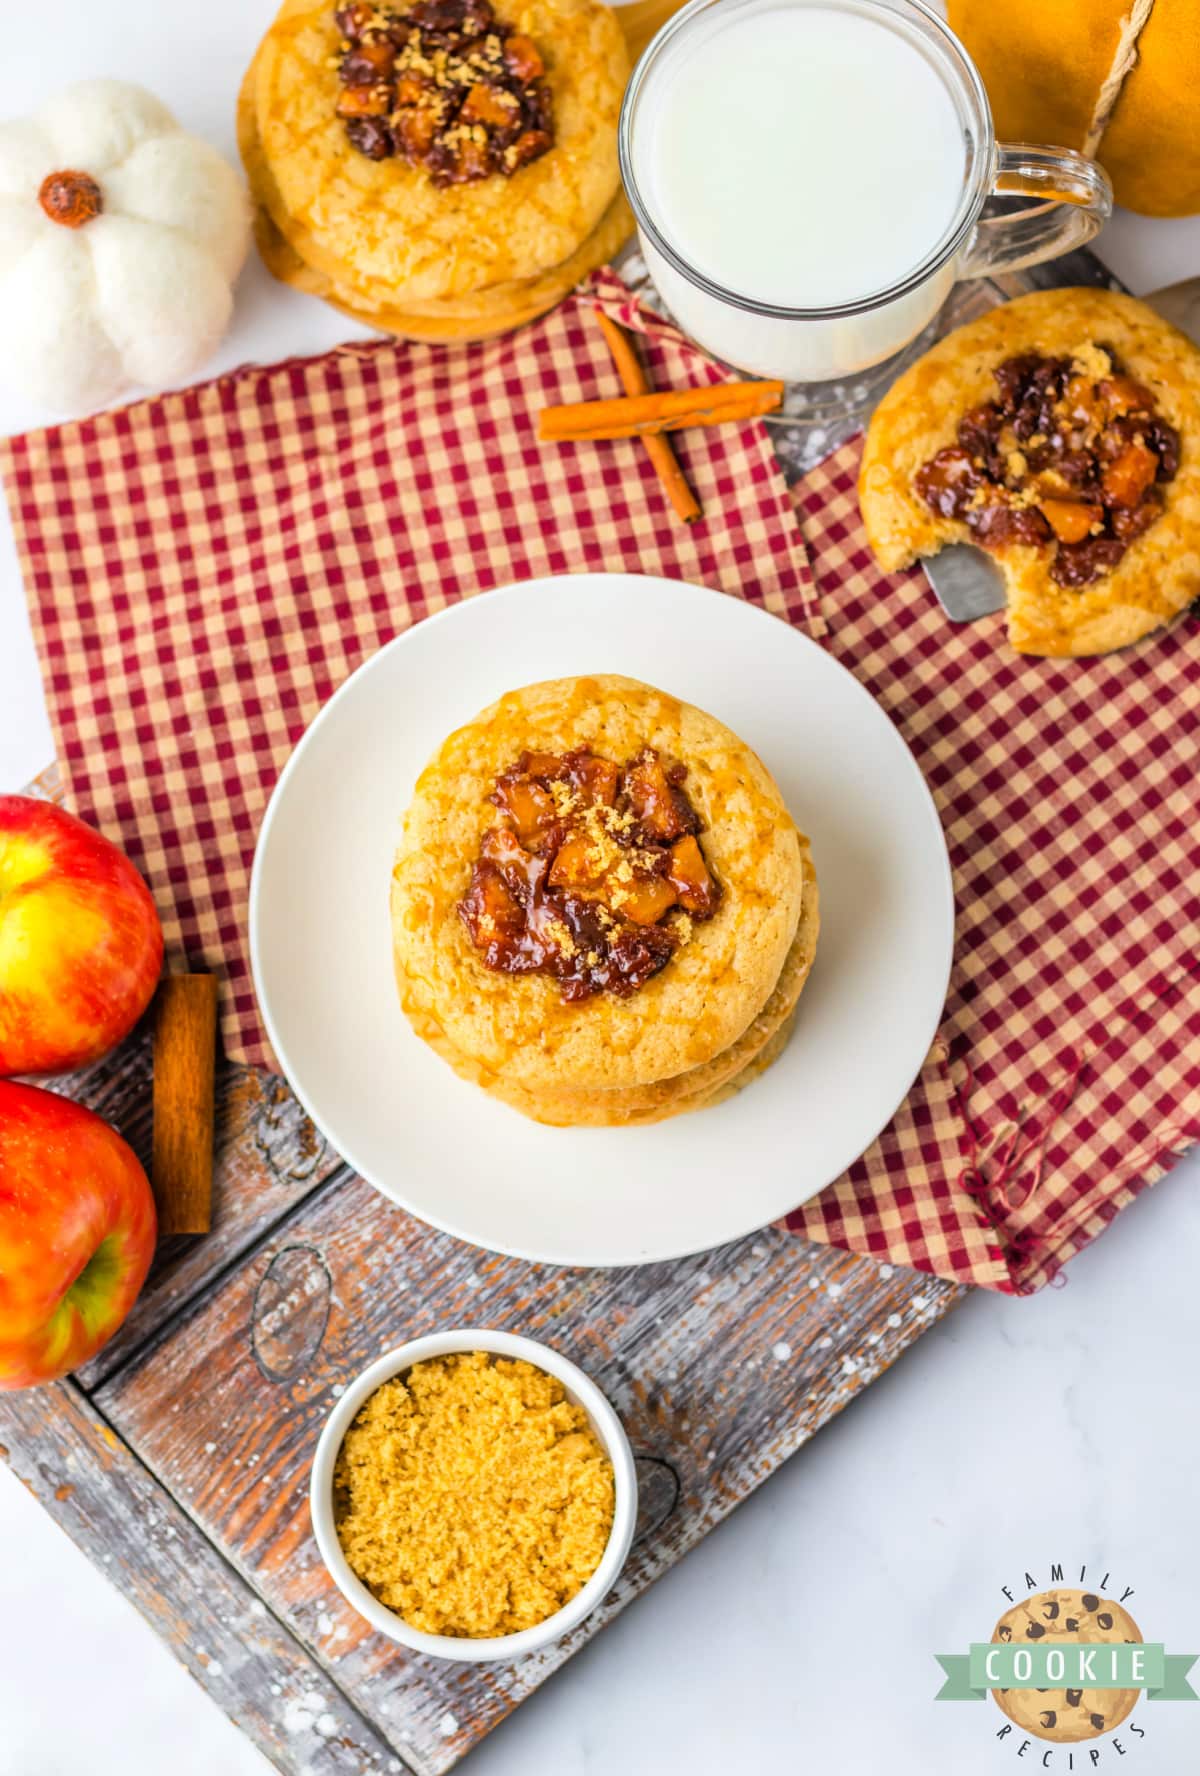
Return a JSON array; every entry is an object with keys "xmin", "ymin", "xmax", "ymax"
[
  {"xmin": 592, "ymin": 310, "xmax": 701, "ymax": 524},
  {"xmin": 152, "ymin": 972, "xmax": 218, "ymax": 1235},
  {"xmin": 538, "ymin": 378, "xmax": 784, "ymax": 442}
]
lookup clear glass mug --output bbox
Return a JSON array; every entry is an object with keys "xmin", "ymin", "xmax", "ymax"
[{"xmin": 617, "ymin": 0, "xmax": 1114, "ymax": 383}]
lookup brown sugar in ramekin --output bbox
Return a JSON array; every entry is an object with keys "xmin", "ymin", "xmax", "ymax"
[{"xmin": 333, "ymin": 1349, "xmax": 615, "ymax": 1637}]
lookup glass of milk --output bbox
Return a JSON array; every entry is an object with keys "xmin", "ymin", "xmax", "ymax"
[{"xmin": 618, "ymin": 0, "xmax": 1113, "ymax": 383}]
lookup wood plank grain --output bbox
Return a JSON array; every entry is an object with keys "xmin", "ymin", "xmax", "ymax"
[
  {"xmin": 97, "ymin": 1168, "xmax": 962, "ymax": 1775},
  {"xmin": 0, "ymin": 1381, "xmax": 411, "ymax": 1776}
]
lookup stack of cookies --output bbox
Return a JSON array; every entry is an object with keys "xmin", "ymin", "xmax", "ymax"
[
  {"xmin": 390, "ymin": 675, "xmax": 819, "ymax": 1127},
  {"xmin": 239, "ymin": 0, "xmax": 633, "ymax": 341}
]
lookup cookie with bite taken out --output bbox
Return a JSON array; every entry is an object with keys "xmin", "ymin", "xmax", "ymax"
[{"xmin": 860, "ymin": 288, "xmax": 1200, "ymax": 656}]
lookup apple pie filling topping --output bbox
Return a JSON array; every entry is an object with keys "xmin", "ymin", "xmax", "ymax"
[
  {"xmin": 334, "ymin": 0, "xmax": 554, "ymax": 183},
  {"xmin": 458, "ymin": 746, "xmax": 722, "ymax": 1001},
  {"xmin": 915, "ymin": 345, "xmax": 1180, "ymax": 587}
]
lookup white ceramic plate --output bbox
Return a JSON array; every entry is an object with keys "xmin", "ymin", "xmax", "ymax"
[{"xmin": 250, "ymin": 573, "xmax": 953, "ymax": 1266}]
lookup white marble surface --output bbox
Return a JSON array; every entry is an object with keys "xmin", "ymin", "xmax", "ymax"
[{"xmin": 2, "ymin": 8, "xmax": 1199, "ymax": 1771}]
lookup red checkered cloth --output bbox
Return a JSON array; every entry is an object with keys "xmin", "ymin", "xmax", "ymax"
[
  {"xmin": 3, "ymin": 272, "xmax": 1197, "ymax": 1293},
  {"xmin": 781, "ymin": 441, "xmax": 1200, "ymax": 1292},
  {"xmin": 0, "ymin": 265, "xmax": 816, "ymax": 1053}
]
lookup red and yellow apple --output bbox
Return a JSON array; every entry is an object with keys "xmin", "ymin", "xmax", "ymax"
[
  {"xmin": 0, "ymin": 1080, "xmax": 156, "ymax": 1388},
  {"xmin": 0, "ymin": 796, "xmax": 163, "ymax": 1076}
]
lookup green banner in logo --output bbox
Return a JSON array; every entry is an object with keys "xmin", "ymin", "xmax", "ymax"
[{"xmin": 935, "ymin": 1644, "xmax": 1198, "ymax": 1702}]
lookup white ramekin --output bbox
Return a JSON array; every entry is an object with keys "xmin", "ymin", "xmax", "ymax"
[{"xmin": 309, "ymin": 1327, "xmax": 638, "ymax": 1661}]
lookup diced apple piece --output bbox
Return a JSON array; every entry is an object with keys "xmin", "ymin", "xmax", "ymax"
[
  {"xmin": 667, "ymin": 834, "xmax": 720, "ymax": 914},
  {"xmin": 1099, "ymin": 375, "xmax": 1155, "ymax": 418},
  {"xmin": 547, "ymin": 835, "xmax": 603, "ymax": 889},
  {"xmin": 447, "ymin": 136, "xmax": 493, "ymax": 181},
  {"xmin": 1061, "ymin": 375, "xmax": 1099, "ymax": 426},
  {"xmin": 506, "ymin": 128, "xmax": 552, "ymax": 169},
  {"xmin": 1102, "ymin": 441, "xmax": 1158, "ymax": 507},
  {"xmin": 565, "ymin": 753, "xmax": 620, "ymax": 806},
  {"xmin": 395, "ymin": 106, "xmax": 438, "ymax": 157},
  {"xmin": 521, "ymin": 750, "xmax": 564, "ymax": 780},
  {"xmin": 623, "ymin": 749, "xmax": 690, "ymax": 840},
  {"xmin": 615, "ymin": 874, "xmax": 677, "ymax": 924},
  {"xmin": 1038, "ymin": 498, "xmax": 1102, "ymax": 545},
  {"xmin": 337, "ymin": 83, "xmax": 391, "ymax": 116},
  {"xmin": 480, "ymin": 826, "xmax": 546, "ymax": 897},
  {"xmin": 460, "ymin": 82, "xmax": 516, "ymax": 128},
  {"xmin": 459, "ymin": 862, "xmax": 523, "ymax": 947},
  {"xmin": 504, "ymin": 33, "xmax": 544, "ymax": 80},
  {"xmin": 341, "ymin": 38, "xmax": 396, "ymax": 78},
  {"xmin": 492, "ymin": 775, "xmax": 555, "ymax": 842},
  {"xmin": 395, "ymin": 71, "xmax": 429, "ymax": 104}
]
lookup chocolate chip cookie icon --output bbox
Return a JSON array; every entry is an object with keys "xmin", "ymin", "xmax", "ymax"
[{"xmin": 992, "ymin": 1589, "xmax": 1142, "ymax": 1743}]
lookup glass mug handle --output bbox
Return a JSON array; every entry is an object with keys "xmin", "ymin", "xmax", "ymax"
[{"xmin": 958, "ymin": 143, "xmax": 1114, "ymax": 280}]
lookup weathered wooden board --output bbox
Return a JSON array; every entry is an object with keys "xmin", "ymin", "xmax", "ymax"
[
  {"xmin": 93, "ymin": 1173, "xmax": 958, "ymax": 1775},
  {"xmin": 0, "ymin": 1382, "xmax": 407, "ymax": 1775}
]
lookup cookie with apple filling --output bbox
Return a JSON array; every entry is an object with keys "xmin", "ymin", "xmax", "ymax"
[
  {"xmin": 391, "ymin": 675, "xmax": 807, "ymax": 1100},
  {"xmin": 860, "ymin": 288, "xmax": 1200, "ymax": 656}
]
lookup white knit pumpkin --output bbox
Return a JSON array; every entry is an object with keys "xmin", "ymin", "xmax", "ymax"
[{"xmin": 0, "ymin": 80, "xmax": 250, "ymax": 412}]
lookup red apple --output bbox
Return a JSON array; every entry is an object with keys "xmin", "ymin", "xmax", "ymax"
[
  {"xmin": 0, "ymin": 796, "xmax": 163, "ymax": 1076},
  {"xmin": 0, "ymin": 1081, "xmax": 156, "ymax": 1388}
]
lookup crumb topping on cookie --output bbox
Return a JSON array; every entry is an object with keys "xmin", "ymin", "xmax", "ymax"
[
  {"xmin": 333, "ymin": 0, "xmax": 554, "ymax": 183},
  {"xmin": 458, "ymin": 745, "xmax": 722, "ymax": 1000},
  {"xmin": 915, "ymin": 345, "xmax": 1180, "ymax": 587}
]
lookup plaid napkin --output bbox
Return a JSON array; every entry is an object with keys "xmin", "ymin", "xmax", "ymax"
[
  {"xmin": 782, "ymin": 443, "xmax": 1200, "ymax": 1292},
  {"xmin": 3, "ymin": 272, "xmax": 1197, "ymax": 1294},
  {"xmin": 0, "ymin": 267, "xmax": 814, "ymax": 1059}
]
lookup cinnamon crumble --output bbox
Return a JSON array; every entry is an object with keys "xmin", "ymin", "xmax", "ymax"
[
  {"xmin": 458, "ymin": 746, "xmax": 722, "ymax": 1000},
  {"xmin": 333, "ymin": 0, "xmax": 554, "ymax": 184},
  {"xmin": 915, "ymin": 345, "xmax": 1180, "ymax": 587}
]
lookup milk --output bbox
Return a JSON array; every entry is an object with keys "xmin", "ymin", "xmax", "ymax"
[{"xmin": 624, "ymin": 0, "xmax": 972, "ymax": 379}]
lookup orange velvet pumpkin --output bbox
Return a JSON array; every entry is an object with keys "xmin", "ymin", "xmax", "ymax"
[{"xmin": 948, "ymin": 0, "xmax": 1200, "ymax": 218}]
